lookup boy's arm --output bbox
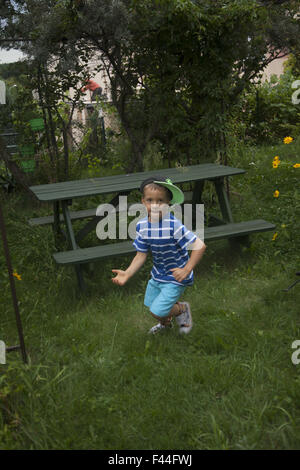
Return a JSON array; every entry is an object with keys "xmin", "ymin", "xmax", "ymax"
[
  {"xmin": 112, "ymin": 251, "xmax": 148, "ymax": 286},
  {"xmin": 125, "ymin": 251, "xmax": 148, "ymax": 278},
  {"xmin": 184, "ymin": 237, "xmax": 206, "ymax": 272},
  {"xmin": 171, "ymin": 237, "xmax": 206, "ymax": 283}
]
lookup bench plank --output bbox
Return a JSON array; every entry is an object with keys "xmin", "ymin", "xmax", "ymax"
[
  {"xmin": 29, "ymin": 208, "xmax": 97, "ymax": 226},
  {"xmin": 53, "ymin": 240, "xmax": 135, "ymax": 265},
  {"xmin": 53, "ymin": 219, "xmax": 275, "ymax": 266},
  {"xmin": 204, "ymin": 219, "xmax": 276, "ymax": 241}
]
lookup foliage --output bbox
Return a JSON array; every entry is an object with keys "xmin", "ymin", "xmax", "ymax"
[
  {"xmin": 0, "ymin": 1, "xmax": 99, "ymax": 181},
  {"xmin": 230, "ymin": 70, "xmax": 300, "ymax": 145},
  {"xmin": 2, "ymin": 0, "xmax": 299, "ymax": 172},
  {"xmin": 0, "ymin": 136, "xmax": 300, "ymax": 449},
  {"xmin": 229, "ymin": 136, "xmax": 300, "ymax": 259},
  {"xmin": 1, "ymin": 0, "xmax": 300, "ymax": 451},
  {"xmin": 0, "ymin": 62, "xmax": 39, "ymax": 134},
  {"xmin": 75, "ymin": 0, "xmax": 300, "ymax": 167}
]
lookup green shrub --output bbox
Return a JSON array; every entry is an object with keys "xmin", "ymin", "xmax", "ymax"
[{"xmin": 231, "ymin": 70, "xmax": 300, "ymax": 145}]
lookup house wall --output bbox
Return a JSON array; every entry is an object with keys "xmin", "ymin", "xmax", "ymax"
[
  {"xmin": 261, "ymin": 55, "xmax": 289, "ymax": 81},
  {"xmin": 69, "ymin": 57, "xmax": 114, "ymax": 144}
]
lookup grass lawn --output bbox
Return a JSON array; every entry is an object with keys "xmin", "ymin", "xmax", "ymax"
[{"xmin": 0, "ymin": 139, "xmax": 299, "ymax": 450}]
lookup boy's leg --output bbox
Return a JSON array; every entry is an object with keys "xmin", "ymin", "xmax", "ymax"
[
  {"xmin": 174, "ymin": 301, "xmax": 193, "ymax": 334},
  {"xmin": 147, "ymin": 282, "xmax": 186, "ymax": 334},
  {"xmin": 144, "ymin": 280, "xmax": 171, "ymax": 333},
  {"xmin": 149, "ymin": 302, "xmax": 192, "ymax": 334},
  {"xmin": 169, "ymin": 303, "xmax": 181, "ymax": 318},
  {"xmin": 150, "ymin": 311, "xmax": 173, "ymax": 327}
]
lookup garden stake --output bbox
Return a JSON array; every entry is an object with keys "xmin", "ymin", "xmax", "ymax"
[{"xmin": 0, "ymin": 202, "xmax": 27, "ymax": 363}]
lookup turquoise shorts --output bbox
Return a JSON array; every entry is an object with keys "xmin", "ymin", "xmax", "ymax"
[{"xmin": 144, "ymin": 278, "xmax": 186, "ymax": 318}]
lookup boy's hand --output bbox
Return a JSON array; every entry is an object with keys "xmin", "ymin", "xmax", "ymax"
[
  {"xmin": 111, "ymin": 252, "xmax": 147, "ymax": 287},
  {"xmin": 111, "ymin": 269, "xmax": 129, "ymax": 286},
  {"xmin": 170, "ymin": 267, "xmax": 190, "ymax": 283},
  {"xmin": 171, "ymin": 239, "xmax": 206, "ymax": 282}
]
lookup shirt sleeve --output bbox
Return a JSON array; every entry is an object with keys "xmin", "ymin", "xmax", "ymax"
[
  {"xmin": 133, "ymin": 223, "xmax": 149, "ymax": 252},
  {"xmin": 173, "ymin": 221, "xmax": 197, "ymax": 250}
]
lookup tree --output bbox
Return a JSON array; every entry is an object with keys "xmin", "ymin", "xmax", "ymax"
[
  {"xmin": 1, "ymin": 0, "xmax": 299, "ymax": 172},
  {"xmin": 122, "ymin": 0, "xmax": 300, "ymax": 164},
  {"xmin": 0, "ymin": 0, "xmax": 95, "ymax": 181},
  {"xmin": 71, "ymin": 0, "xmax": 300, "ymax": 167}
]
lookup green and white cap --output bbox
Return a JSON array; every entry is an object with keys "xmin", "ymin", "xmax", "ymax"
[{"xmin": 140, "ymin": 176, "xmax": 184, "ymax": 205}]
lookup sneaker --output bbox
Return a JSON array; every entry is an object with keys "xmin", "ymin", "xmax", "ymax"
[
  {"xmin": 175, "ymin": 302, "xmax": 192, "ymax": 334},
  {"xmin": 148, "ymin": 322, "xmax": 172, "ymax": 335}
]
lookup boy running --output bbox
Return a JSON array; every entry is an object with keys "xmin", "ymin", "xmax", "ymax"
[{"xmin": 112, "ymin": 176, "xmax": 206, "ymax": 334}]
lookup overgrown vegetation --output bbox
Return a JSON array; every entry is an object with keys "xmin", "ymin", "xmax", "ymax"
[
  {"xmin": 1, "ymin": 0, "xmax": 300, "ymax": 174},
  {"xmin": 232, "ymin": 69, "xmax": 300, "ymax": 145},
  {"xmin": 0, "ymin": 0, "xmax": 300, "ymax": 452},
  {"xmin": 0, "ymin": 137, "xmax": 299, "ymax": 450}
]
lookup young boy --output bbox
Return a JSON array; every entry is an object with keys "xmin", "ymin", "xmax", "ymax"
[{"xmin": 112, "ymin": 176, "xmax": 206, "ymax": 334}]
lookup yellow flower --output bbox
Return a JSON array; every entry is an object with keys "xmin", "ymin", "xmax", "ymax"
[
  {"xmin": 272, "ymin": 233, "xmax": 278, "ymax": 241},
  {"xmin": 13, "ymin": 272, "xmax": 22, "ymax": 281},
  {"xmin": 272, "ymin": 156, "xmax": 280, "ymax": 168},
  {"xmin": 284, "ymin": 136, "xmax": 293, "ymax": 144},
  {"xmin": 273, "ymin": 190, "xmax": 280, "ymax": 198},
  {"xmin": 293, "ymin": 163, "xmax": 300, "ymax": 168}
]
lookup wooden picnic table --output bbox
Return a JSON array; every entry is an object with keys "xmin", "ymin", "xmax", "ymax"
[{"xmin": 29, "ymin": 163, "xmax": 275, "ymax": 291}]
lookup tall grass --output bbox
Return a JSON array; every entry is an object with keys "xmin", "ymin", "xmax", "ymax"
[{"xmin": 0, "ymin": 139, "xmax": 300, "ymax": 450}]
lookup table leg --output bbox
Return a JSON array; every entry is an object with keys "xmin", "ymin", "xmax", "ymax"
[
  {"xmin": 53, "ymin": 201, "xmax": 61, "ymax": 237},
  {"xmin": 52, "ymin": 201, "xmax": 67, "ymax": 248},
  {"xmin": 191, "ymin": 181, "xmax": 205, "ymax": 229},
  {"xmin": 214, "ymin": 178, "xmax": 249, "ymax": 249},
  {"xmin": 75, "ymin": 191, "xmax": 130, "ymax": 244},
  {"xmin": 214, "ymin": 178, "xmax": 234, "ymax": 223},
  {"xmin": 192, "ymin": 180, "xmax": 205, "ymax": 205},
  {"xmin": 61, "ymin": 200, "xmax": 85, "ymax": 291}
]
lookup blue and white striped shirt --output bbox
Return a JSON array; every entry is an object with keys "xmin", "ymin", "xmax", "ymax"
[{"xmin": 133, "ymin": 213, "xmax": 197, "ymax": 286}]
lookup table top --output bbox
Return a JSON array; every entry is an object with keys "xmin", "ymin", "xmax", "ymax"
[{"xmin": 29, "ymin": 163, "xmax": 245, "ymax": 202}]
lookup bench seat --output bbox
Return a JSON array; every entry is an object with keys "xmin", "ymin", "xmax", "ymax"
[
  {"xmin": 53, "ymin": 219, "xmax": 275, "ymax": 266},
  {"xmin": 28, "ymin": 208, "xmax": 97, "ymax": 226}
]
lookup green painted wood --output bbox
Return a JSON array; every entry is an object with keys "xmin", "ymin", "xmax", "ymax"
[
  {"xmin": 53, "ymin": 240, "xmax": 135, "ymax": 265},
  {"xmin": 192, "ymin": 181, "xmax": 205, "ymax": 205},
  {"xmin": 20, "ymin": 160, "xmax": 36, "ymax": 173},
  {"xmin": 75, "ymin": 192, "xmax": 128, "ymax": 244},
  {"xmin": 53, "ymin": 201, "xmax": 61, "ymax": 239},
  {"xmin": 203, "ymin": 219, "xmax": 275, "ymax": 240},
  {"xmin": 28, "ymin": 208, "xmax": 97, "ymax": 226},
  {"xmin": 214, "ymin": 179, "xmax": 234, "ymax": 223},
  {"xmin": 28, "ymin": 192, "xmax": 194, "ymax": 227},
  {"xmin": 61, "ymin": 200, "xmax": 85, "ymax": 290},
  {"xmin": 29, "ymin": 118, "xmax": 44, "ymax": 131},
  {"xmin": 30, "ymin": 164, "xmax": 245, "ymax": 202},
  {"xmin": 53, "ymin": 219, "xmax": 275, "ymax": 266}
]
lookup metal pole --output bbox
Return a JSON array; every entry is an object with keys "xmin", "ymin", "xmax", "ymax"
[{"xmin": 0, "ymin": 202, "xmax": 27, "ymax": 364}]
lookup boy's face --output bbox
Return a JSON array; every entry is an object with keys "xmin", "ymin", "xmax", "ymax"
[{"xmin": 142, "ymin": 185, "xmax": 170, "ymax": 222}]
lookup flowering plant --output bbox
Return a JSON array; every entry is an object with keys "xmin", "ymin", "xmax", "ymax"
[{"xmin": 271, "ymin": 136, "xmax": 299, "ymax": 244}]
